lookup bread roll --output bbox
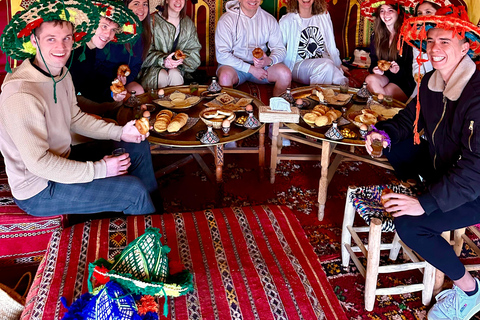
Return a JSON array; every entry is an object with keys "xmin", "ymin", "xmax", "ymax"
[
  {"xmin": 173, "ymin": 49, "xmax": 186, "ymax": 60},
  {"xmin": 252, "ymin": 47, "xmax": 264, "ymax": 59},
  {"xmin": 135, "ymin": 117, "xmax": 150, "ymax": 135},
  {"xmin": 110, "ymin": 78, "xmax": 125, "ymax": 94},
  {"xmin": 377, "ymin": 60, "xmax": 391, "ymax": 72},
  {"xmin": 117, "ymin": 64, "xmax": 131, "ymax": 77}
]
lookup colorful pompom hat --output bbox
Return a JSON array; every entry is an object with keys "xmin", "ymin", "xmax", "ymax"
[
  {"xmin": 0, "ymin": 0, "xmax": 99, "ymax": 61},
  {"xmin": 92, "ymin": 0, "xmax": 143, "ymax": 44},
  {"xmin": 398, "ymin": 5, "xmax": 480, "ymax": 144},
  {"xmin": 88, "ymin": 227, "xmax": 193, "ymax": 316},
  {"xmin": 359, "ymin": 0, "xmax": 416, "ymax": 21},
  {"xmin": 399, "ymin": 5, "xmax": 480, "ymax": 61}
]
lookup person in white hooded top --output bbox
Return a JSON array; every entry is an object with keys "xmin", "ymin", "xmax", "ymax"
[
  {"xmin": 279, "ymin": 0, "xmax": 348, "ymax": 85},
  {"xmin": 215, "ymin": 0, "xmax": 292, "ymax": 96}
]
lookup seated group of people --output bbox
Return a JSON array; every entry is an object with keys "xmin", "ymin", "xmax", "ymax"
[{"xmin": 1, "ymin": 0, "xmax": 480, "ymax": 318}]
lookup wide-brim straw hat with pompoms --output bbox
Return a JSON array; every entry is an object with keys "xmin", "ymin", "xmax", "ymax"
[
  {"xmin": 92, "ymin": 0, "xmax": 142, "ymax": 44},
  {"xmin": 360, "ymin": 0, "xmax": 416, "ymax": 21},
  {"xmin": 398, "ymin": 5, "xmax": 480, "ymax": 145},
  {"xmin": 399, "ymin": 5, "xmax": 480, "ymax": 61},
  {"xmin": 0, "ymin": 0, "xmax": 99, "ymax": 61},
  {"xmin": 87, "ymin": 228, "xmax": 193, "ymax": 316}
]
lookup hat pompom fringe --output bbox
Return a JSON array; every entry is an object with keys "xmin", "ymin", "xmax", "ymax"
[{"xmin": 60, "ymin": 292, "xmax": 94, "ymax": 320}]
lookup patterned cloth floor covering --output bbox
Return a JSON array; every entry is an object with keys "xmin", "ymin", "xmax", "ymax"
[
  {"xmin": 0, "ymin": 159, "xmax": 64, "ymax": 271},
  {"xmin": 21, "ymin": 205, "xmax": 347, "ymax": 320}
]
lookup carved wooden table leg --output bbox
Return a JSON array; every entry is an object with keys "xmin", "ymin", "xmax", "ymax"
[
  {"xmin": 258, "ymin": 125, "xmax": 265, "ymax": 179},
  {"xmin": 270, "ymin": 122, "xmax": 280, "ymax": 184},
  {"xmin": 214, "ymin": 144, "xmax": 224, "ymax": 183},
  {"xmin": 318, "ymin": 140, "xmax": 332, "ymax": 220}
]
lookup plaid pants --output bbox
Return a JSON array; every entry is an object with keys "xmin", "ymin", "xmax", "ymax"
[{"xmin": 15, "ymin": 140, "xmax": 157, "ymax": 216}]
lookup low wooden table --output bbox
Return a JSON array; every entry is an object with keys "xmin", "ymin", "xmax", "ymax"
[
  {"xmin": 117, "ymin": 85, "xmax": 265, "ymax": 184},
  {"xmin": 270, "ymin": 85, "xmax": 404, "ymax": 220}
]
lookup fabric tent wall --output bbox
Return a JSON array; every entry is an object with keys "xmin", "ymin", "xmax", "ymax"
[{"xmin": 0, "ymin": 0, "xmax": 476, "ymax": 72}]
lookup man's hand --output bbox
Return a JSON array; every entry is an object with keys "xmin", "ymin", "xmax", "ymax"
[
  {"xmin": 104, "ymin": 153, "xmax": 131, "ymax": 177},
  {"xmin": 372, "ymin": 66, "xmax": 384, "ymax": 75},
  {"xmin": 164, "ymin": 52, "xmax": 183, "ymax": 69},
  {"xmin": 121, "ymin": 120, "xmax": 149, "ymax": 143},
  {"xmin": 389, "ymin": 61, "xmax": 400, "ymax": 74},
  {"xmin": 253, "ymin": 53, "xmax": 271, "ymax": 69},
  {"xmin": 113, "ymin": 90, "xmax": 127, "ymax": 102},
  {"xmin": 249, "ymin": 65, "xmax": 268, "ymax": 81},
  {"xmin": 382, "ymin": 193, "xmax": 425, "ymax": 217},
  {"xmin": 341, "ymin": 65, "xmax": 351, "ymax": 77},
  {"xmin": 365, "ymin": 132, "xmax": 389, "ymax": 155}
]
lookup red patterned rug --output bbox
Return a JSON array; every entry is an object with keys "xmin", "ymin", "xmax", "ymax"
[{"xmin": 21, "ymin": 205, "xmax": 346, "ymax": 320}]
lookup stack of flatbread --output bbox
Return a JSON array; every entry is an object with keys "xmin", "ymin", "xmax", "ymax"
[
  {"xmin": 354, "ymin": 109, "xmax": 378, "ymax": 126},
  {"xmin": 155, "ymin": 91, "xmax": 200, "ymax": 108},
  {"xmin": 310, "ymin": 88, "xmax": 351, "ymax": 105},
  {"xmin": 369, "ymin": 103, "xmax": 402, "ymax": 120},
  {"xmin": 153, "ymin": 109, "xmax": 189, "ymax": 133},
  {"xmin": 303, "ymin": 105, "xmax": 343, "ymax": 127}
]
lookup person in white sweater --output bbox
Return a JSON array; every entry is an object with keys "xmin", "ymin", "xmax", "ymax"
[
  {"xmin": 215, "ymin": 0, "xmax": 291, "ymax": 96},
  {"xmin": 279, "ymin": 0, "xmax": 348, "ymax": 85},
  {"xmin": 0, "ymin": 0, "xmax": 160, "ymax": 216}
]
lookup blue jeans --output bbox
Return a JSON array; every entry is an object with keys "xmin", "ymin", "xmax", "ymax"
[
  {"xmin": 217, "ymin": 64, "xmax": 271, "ymax": 86},
  {"xmin": 15, "ymin": 140, "xmax": 158, "ymax": 216}
]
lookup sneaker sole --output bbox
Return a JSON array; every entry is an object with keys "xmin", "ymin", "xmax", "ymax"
[{"xmin": 464, "ymin": 302, "xmax": 480, "ymax": 320}]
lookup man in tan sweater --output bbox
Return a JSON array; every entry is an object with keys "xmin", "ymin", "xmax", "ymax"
[{"xmin": 0, "ymin": 0, "xmax": 159, "ymax": 216}]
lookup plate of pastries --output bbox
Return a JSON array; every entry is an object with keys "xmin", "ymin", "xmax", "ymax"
[
  {"xmin": 148, "ymin": 109, "xmax": 199, "ymax": 135},
  {"xmin": 203, "ymin": 93, "xmax": 253, "ymax": 112},
  {"xmin": 301, "ymin": 104, "xmax": 344, "ymax": 127},
  {"xmin": 308, "ymin": 87, "xmax": 353, "ymax": 106},
  {"xmin": 346, "ymin": 101, "xmax": 402, "ymax": 127},
  {"xmin": 153, "ymin": 91, "xmax": 201, "ymax": 109}
]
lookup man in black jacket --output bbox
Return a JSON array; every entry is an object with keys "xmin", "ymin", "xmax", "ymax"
[{"xmin": 365, "ymin": 6, "xmax": 480, "ymax": 320}]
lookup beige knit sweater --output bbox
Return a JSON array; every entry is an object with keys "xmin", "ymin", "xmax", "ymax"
[{"xmin": 0, "ymin": 60, "xmax": 123, "ymax": 200}]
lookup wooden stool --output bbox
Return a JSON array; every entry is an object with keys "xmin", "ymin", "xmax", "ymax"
[
  {"xmin": 434, "ymin": 226, "xmax": 480, "ymax": 295},
  {"xmin": 341, "ymin": 185, "xmax": 436, "ymax": 311}
]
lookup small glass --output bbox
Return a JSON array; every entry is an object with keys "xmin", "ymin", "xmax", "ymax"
[
  {"xmin": 112, "ymin": 148, "xmax": 126, "ymax": 157},
  {"xmin": 339, "ymin": 78, "xmax": 349, "ymax": 93},
  {"xmin": 370, "ymin": 136, "xmax": 384, "ymax": 158},
  {"xmin": 384, "ymin": 95, "xmax": 393, "ymax": 107},
  {"xmin": 150, "ymin": 88, "xmax": 157, "ymax": 99},
  {"xmin": 190, "ymin": 82, "xmax": 199, "ymax": 96}
]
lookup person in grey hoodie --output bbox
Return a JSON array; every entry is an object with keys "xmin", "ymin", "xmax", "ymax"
[{"xmin": 215, "ymin": 0, "xmax": 291, "ymax": 97}]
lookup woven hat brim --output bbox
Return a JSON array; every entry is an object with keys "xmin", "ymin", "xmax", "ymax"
[
  {"xmin": 360, "ymin": 0, "xmax": 416, "ymax": 21},
  {"xmin": 149, "ymin": 0, "xmax": 164, "ymax": 14},
  {"xmin": 0, "ymin": 0, "xmax": 99, "ymax": 61},
  {"xmin": 400, "ymin": 15, "xmax": 480, "ymax": 59},
  {"xmin": 92, "ymin": 0, "xmax": 142, "ymax": 45}
]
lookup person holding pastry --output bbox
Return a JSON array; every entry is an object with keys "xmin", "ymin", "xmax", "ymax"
[
  {"xmin": 279, "ymin": 0, "xmax": 349, "ymax": 86},
  {"xmin": 361, "ymin": 0, "xmax": 415, "ymax": 102},
  {"xmin": 69, "ymin": 0, "xmax": 142, "ymax": 116},
  {"xmin": 215, "ymin": 0, "xmax": 292, "ymax": 97},
  {"xmin": 95, "ymin": 0, "xmax": 153, "ymax": 98},
  {"xmin": 140, "ymin": 0, "xmax": 201, "ymax": 90},
  {"xmin": 0, "ymin": 0, "xmax": 163, "ymax": 217}
]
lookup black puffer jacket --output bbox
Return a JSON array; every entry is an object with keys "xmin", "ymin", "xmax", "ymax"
[{"xmin": 376, "ymin": 56, "xmax": 480, "ymax": 215}]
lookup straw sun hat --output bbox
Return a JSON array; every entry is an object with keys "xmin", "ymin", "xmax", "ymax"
[
  {"xmin": 359, "ymin": 0, "xmax": 416, "ymax": 21},
  {"xmin": 0, "ymin": 0, "xmax": 99, "ymax": 61}
]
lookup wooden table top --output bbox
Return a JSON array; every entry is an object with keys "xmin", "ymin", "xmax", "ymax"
[
  {"xmin": 285, "ymin": 85, "xmax": 406, "ymax": 146},
  {"xmin": 117, "ymin": 85, "xmax": 265, "ymax": 148}
]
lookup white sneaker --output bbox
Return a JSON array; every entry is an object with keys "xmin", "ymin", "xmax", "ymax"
[{"xmin": 428, "ymin": 278, "xmax": 480, "ymax": 320}]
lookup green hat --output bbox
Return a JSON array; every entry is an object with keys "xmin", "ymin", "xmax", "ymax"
[
  {"xmin": 0, "ymin": 0, "xmax": 99, "ymax": 61},
  {"xmin": 92, "ymin": 0, "xmax": 142, "ymax": 45},
  {"xmin": 89, "ymin": 227, "xmax": 193, "ymax": 297}
]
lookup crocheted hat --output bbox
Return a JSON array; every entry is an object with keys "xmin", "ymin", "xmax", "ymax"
[
  {"xmin": 398, "ymin": 5, "xmax": 480, "ymax": 145},
  {"xmin": 88, "ymin": 228, "xmax": 193, "ymax": 315},
  {"xmin": 399, "ymin": 5, "xmax": 480, "ymax": 60},
  {"xmin": 360, "ymin": 0, "xmax": 416, "ymax": 21},
  {"xmin": 0, "ymin": 0, "xmax": 99, "ymax": 61},
  {"xmin": 92, "ymin": 0, "xmax": 142, "ymax": 44}
]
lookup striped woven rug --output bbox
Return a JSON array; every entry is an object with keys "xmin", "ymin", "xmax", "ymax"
[{"xmin": 21, "ymin": 205, "xmax": 346, "ymax": 320}]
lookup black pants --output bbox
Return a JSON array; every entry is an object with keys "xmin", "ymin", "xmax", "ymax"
[{"xmin": 386, "ymin": 137, "xmax": 480, "ymax": 281}]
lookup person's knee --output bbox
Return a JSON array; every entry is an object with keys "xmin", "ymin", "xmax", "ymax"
[
  {"xmin": 217, "ymin": 67, "xmax": 237, "ymax": 86},
  {"xmin": 271, "ymin": 64, "xmax": 292, "ymax": 83},
  {"xmin": 394, "ymin": 216, "xmax": 425, "ymax": 246}
]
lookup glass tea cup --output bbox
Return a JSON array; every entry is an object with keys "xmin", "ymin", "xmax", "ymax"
[
  {"xmin": 339, "ymin": 78, "xmax": 349, "ymax": 93},
  {"xmin": 370, "ymin": 136, "xmax": 384, "ymax": 158},
  {"xmin": 384, "ymin": 94, "xmax": 393, "ymax": 107},
  {"xmin": 112, "ymin": 148, "xmax": 126, "ymax": 157},
  {"xmin": 190, "ymin": 82, "xmax": 199, "ymax": 96}
]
